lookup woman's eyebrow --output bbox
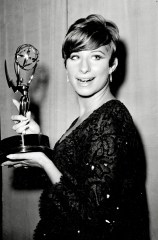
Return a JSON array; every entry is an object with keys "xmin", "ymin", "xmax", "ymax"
[{"xmin": 91, "ymin": 50, "xmax": 106, "ymax": 55}]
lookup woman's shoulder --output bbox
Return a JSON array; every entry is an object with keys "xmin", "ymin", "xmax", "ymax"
[
  {"xmin": 95, "ymin": 99, "xmax": 132, "ymax": 119},
  {"xmin": 92, "ymin": 99, "xmax": 135, "ymax": 135}
]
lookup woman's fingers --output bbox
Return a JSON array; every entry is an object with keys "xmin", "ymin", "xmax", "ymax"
[
  {"xmin": 11, "ymin": 100, "xmax": 40, "ymax": 134},
  {"xmin": 1, "ymin": 152, "xmax": 53, "ymax": 174},
  {"xmin": 11, "ymin": 112, "xmax": 40, "ymax": 134},
  {"xmin": 11, "ymin": 114, "xmax": 30, "ymax": 134},
  {"xmin": 12, "ymin": 119, "xmax": 29, "ymax": 131},
  {"xmin": 11, "ymin": 114, "xmax": 28, "ymax": 125},
  {"xmin": 6, "ymin": 152, "xmax": 44, "ymax": 160},
  {"xmin": 6, "ymin": 153, "xmax": 29, "ymax": 161},
  {"xmin": 4, "ymin": 152, "xmax": 45, "ymax": 167},
  {"xmin": 1, "ymin": 160, "xmax": 29, "ymax": 168},
  {"xmin": 11, "ymin": 114, "xmax": 28, "ymax": 122}
]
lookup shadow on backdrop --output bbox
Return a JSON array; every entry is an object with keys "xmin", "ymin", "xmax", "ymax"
[
  {"xmin": 110, "ymin": 40, "xmax": 127, "ymax": 97},
  {"xmin": 12, "ymin": 64, "xmax": 50, "ymax": 190}
]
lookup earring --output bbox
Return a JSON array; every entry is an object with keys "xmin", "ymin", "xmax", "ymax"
[{"xmin": 109, "ymin": 73, "xmax": 112, "ymax": 83}]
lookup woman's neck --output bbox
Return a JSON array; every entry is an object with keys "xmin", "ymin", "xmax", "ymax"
[{"xmin": 77, "ymin": 87, "xmax": 115, "ymax": 118}]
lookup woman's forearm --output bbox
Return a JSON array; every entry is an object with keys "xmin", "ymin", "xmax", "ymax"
[{"xmin": 42, "ymin": 157, "xmax": 62, "ymax": 184}]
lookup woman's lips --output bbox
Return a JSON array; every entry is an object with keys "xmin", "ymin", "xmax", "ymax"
[{"xmin": 77, "ymin": 77, "xmax": 95, "ymax": 82}]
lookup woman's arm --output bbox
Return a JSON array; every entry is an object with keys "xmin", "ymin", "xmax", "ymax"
[{"xmin": 2, "ymin": 152, "xmax": 62, "ymax": 184}]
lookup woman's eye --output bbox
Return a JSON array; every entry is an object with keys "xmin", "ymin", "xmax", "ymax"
[
  {"xmin": 70, "ymin": 55, "xmax": 79, "ymax": 60},
  {"xmin": 92, "ymin": 55, "xmax": 102, "ymax": 60}
]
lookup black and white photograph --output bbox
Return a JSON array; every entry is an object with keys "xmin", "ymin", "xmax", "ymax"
[{"xmin": 0, "ymin": 0, "xmax": 158, "ymax": 239}]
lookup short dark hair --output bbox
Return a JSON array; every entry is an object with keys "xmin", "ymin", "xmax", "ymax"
[{"xmin": 62, "ymin": 14, "xmax": 119, "ymax": 66}]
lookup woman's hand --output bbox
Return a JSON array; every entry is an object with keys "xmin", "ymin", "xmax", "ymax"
[
  {"xmin": 12, "ymin": 99, "xmax": 40, "ymax": 134},
  {"xmin": 1, "ymin": 152, "xmax": 62, "ymax": 184},
  {"xmin": 2, "ymin": 152, "xmax": 46, "ymax": 168}
]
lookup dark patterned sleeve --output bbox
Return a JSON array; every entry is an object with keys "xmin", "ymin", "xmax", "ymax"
[{"xmin": 47, "ymin": 111, "xmax": 133, "ymax": 230}]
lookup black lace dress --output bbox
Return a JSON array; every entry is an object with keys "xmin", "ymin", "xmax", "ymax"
[{"xmin": 33, "ymin": 100, "xmax": 150, "ymax": 240}]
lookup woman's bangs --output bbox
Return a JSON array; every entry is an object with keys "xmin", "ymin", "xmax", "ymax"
[
  {"xmin": 63, "ymin": 28, "xmax": 113, "ymax": 60},
  {"xmin": 69, "ymin": 31, "xmax": 109, "ymax": 53}
]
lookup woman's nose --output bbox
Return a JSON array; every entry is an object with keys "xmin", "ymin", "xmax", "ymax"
[{"xmin": 79, "ymin": 58, "xmax": 90, "ymax": 73}]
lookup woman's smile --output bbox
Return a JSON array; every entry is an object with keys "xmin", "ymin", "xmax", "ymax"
[
  {"xmin": 76, "ymin": 77, "xmax": 95, "ymax": 89},
  {"xmin": 77, "ymin": 80, "xmax": 94, "ymax": 88},
  {"xmin": 77, "ymin": 77, "xmax": 95, "ymax": 82}
]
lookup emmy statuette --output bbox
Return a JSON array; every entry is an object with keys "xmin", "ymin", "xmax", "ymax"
[{"xmin": 0, "ymin": 44, "xmax": 51, "ymax": 162}]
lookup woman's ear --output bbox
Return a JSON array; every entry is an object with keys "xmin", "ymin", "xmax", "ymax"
[{"xmin": 109, "ymin": 58, "xmax": 118, "ymax": 74}]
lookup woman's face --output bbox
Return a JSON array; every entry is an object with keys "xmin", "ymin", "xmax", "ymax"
[{"xmin": 66, "ymin": 46, "xmax": 113, "ymax": 98}]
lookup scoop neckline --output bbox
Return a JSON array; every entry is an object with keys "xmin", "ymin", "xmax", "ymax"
[{"xmin": 56, "ymin": 99, "xmax": 120, "ymax": 146}]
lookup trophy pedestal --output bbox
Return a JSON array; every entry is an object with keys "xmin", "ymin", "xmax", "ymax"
[{"xmin": 0, "ymin": 134, "xmax": 52, "ymax": 163}]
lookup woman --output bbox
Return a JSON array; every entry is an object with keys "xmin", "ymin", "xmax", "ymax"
[{"xmin": 2, "ymin": 14, "xmax": 150, "ymax": 240}]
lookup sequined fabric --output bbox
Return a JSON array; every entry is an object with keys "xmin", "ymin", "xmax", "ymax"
[{"xmin": 33, "ymin": 100, "xmax": 150, "ymax": 240}]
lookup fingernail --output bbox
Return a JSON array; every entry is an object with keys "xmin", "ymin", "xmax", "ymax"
[{"xmin": 6, "ymin": 154, "xmax": 13, "ymax": 159}]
